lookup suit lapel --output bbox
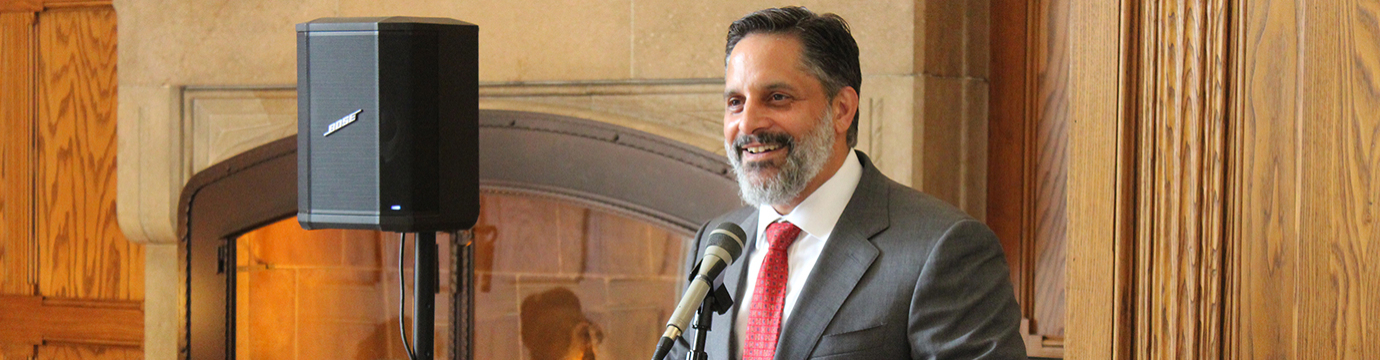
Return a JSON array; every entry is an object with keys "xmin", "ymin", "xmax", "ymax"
[
  {"xmin": 710, "ymin": 210, "xmax": 758, "ymax": 359},
  {"xmin": 774, "ymin": 151, "xmax": 890, "ymax": 360}
]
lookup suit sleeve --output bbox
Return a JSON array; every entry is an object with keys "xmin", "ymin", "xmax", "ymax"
[
  {"xmin": 663, "ymin": 220, "xmax": 711, "ymax": 360},
  {"xmin": 908, "ymin": 220, "xmax": 1028, "ymax": 360}
]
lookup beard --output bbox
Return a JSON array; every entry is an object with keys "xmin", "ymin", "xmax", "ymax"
[{"xmin": 725, "ymin": 109, "xmax": 836, "ymax": 207}]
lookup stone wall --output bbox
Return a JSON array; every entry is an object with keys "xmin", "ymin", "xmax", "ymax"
[{"xmin": 113, "ymin": 1, "xmax": 991, "ymax": 358}]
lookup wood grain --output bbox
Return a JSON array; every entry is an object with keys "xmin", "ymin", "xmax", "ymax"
[
  {"xmin": 35, "ymin": 344, "xmax": 140, "ymax": 360},
  {"xmin": 1232, "ymin": 0, "xmax": 1300, "ymax": 358},
  {"xmin": 40, "ymin": 0, "xmax": 113, "ymax": 9},
  {"xmin": 988, "ymin": 0, "xmax": 1030, "ymax": 300},
  {"xmin": 0, "ymin": 295, "xmax": 143, "ymax": 347},
  {"xmin": 1132, "ymin": 0, "xmax": 1231, "ymax": 359},
  {"xmin": 1295, "ymin": 0, "xmax": 1380, "ymax": 358},
  {"xmin": 990, "ymin": 0, "xmax": 1070, "ymax": 354},
  {"xmin": 0, "ymin": 11, "xmax": 35, "ymax": 297},
  {"xmin": 35, "ymin": 7, "xmax": 142, "ymax": 301},
  {"xmin": 1031, "ymin": 0, "xmax": 1070, "ymax": 341},
  {"xmin": 1065, "ymin": 0, "xmax": 1124, "ymax": 359},
  {"xmin": 0, "ymin": 0, "xmax": 40, "ymax": 12},
  {"xmin": 1229, "ymin": 0, "xmax": 1380, "ymax": 359}
]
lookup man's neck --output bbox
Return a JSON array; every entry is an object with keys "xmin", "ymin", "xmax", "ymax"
[{"xmin": 771, "ymin": 145, "xmax": 851, "ymax": 215}]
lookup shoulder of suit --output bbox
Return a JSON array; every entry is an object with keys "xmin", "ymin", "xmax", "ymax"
[
  {"xmin": 699, "ymin": 205, "xmax": 756, "ymax": 236},
  {"xmin": 874, "ymin": 172, "xmax": 980, "ymax": 234}
]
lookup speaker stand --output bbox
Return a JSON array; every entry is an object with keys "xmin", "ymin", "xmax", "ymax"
[{"xmin": 414, "ymin": 232, "xmax": 439, "ymax": 359}]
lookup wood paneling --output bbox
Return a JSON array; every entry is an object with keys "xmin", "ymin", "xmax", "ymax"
[
  {"xmin": 1030, "ymin": 0, "xmax": 1070, "ymax": 342},
  {"xmin": 989, "ymin": 0, "xmax": 1070, "ymax": 356},
  {"xmin": 0, "ymin": 295, "xmax": 143, "ymax": 347},
  {"xmin": 35, "ymin": 344, "xmax": 140, "ymax": 360},
  {"xmin": 1294, "ymin": 1, "xmax": 1380, "ymax": 357},
  {"xmin": 0, "ymin": 0, "xmax": 40, "ymax": 12},
  {"xmin": 1, "ymin": 11, "xmax": 35, "ymax": 297},
  {"xmin": 1231, "ymin": 0, "xmax": 1380, "ymax": 359},
  {"xmin": 35, "ymin": 7, "xmax": 141, "ymax": 300},
  {"xmin": 1231, "ymin": 0, "xmax": 1302, "ymax": 359},
  {"xmin": 0, "ymin": 343, "xmax": 35, "ymax": 360},
  {"xmin": 1065, "ymin": 0, "xmax": 1380, "ymax": 358},
  {"xmin": 1065, "ymin": 0, "xmax": 1124, "ymax": 359},
  {"xmin": 1128, "ymin": 1, "xmax": 1232, "ymax": 359},
  {"xmin": 988, "ymin": 0, "xmax": 1029, "ymax": 298}
]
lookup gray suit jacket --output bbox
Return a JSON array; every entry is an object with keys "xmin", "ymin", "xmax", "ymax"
[{"xmin": 670, "ymin": 151, "xmax": 1027, "ymax": 360}]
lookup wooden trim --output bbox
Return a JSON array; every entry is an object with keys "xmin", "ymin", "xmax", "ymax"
[
  {"xmin": 40, "ymin": 0, "xmax": 109, "ymax": 9},
  {"xmin": 0, "ymin": 294, "xmax": 143, "ymax": 348},
  {"xmin": 0, "ymin": 0, "xmax": 41, "ymax": 12},
  {"xmin": 1222, "ymin": 0, "xmax": 1247, "ymax": 358},
  {"xmin": 1065, "ymin": 0, "xmax": 1125, "ymax": 359},
  {"xmin": 990, "ymin": 1, "xmax": 1069, "ymax": 356},
  {"xmin": 1112, "ymin": 0, "xmax": 1142, "ymax": 358}
]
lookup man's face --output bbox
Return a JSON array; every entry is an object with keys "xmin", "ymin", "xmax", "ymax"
[{"xmin": 723, "ymin": 33, "xmax": 841, "ymax": 206}]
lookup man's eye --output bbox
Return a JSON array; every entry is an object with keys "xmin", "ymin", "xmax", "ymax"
[
  {"xmin": 727, "ymin": 98, "xmax": 743, "ymax": 108},
  {"xmin": 771, "ymin": 94, "xmax": 789, "ymax": 101}
]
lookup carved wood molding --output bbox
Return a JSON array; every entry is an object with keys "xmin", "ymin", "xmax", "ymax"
[{"xmin": 1121, "ymin": 0, "xmax": 1234, "ymax": 359}]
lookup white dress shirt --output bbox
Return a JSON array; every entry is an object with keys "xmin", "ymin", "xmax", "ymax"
[{"xmin": 733, "ymin": 150, "xmax": 863, "ymax": 357}]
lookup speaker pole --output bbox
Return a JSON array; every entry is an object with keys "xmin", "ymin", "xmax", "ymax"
[{"xmin": 414, "ymin": 231, "xmax": 438, "ymax": 359}]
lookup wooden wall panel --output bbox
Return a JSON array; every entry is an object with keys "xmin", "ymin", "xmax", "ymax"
[
  {"xmin": 0, "ymin": 343, "xmax": 35, "ymax": 360},
  {"xmin": 35, "ymin": 7, "xmax": 142, "ymax": 300},
  {"xmin": 988, "ymin": 0, "xmax": 1029, "ymax": 296},
  {"xmin": 1231, "ymin": 0, "xmax": 1300, "ymax": 358},
  {"xmin": 0, "ymin": 12, "xmax": 35, "ymax": 296},
  {"xmin": 0, "ymin": 295, "xmax": 143, "ymax": 347},
  {"xmin": 990, "ymin": 0, "xmax": 1071, "ymax": 356},
  {"xmin": 1295, "ymin": 0, "xmax": 1380, "ymax": 358},
  {"xmin": 1030, "ymin": 0, "xmax": 1070, "ymax": 341},
  {"xmin": 1065, "ymin": 0, "xmax": 1124, "ymax": 359},
  {"xmin": 0, "ymin": 0, "xmax": 39, "ymax": 13},
  {"xmin": 35, "ymin": 344, "xmax": 140, "ymax": 360}
]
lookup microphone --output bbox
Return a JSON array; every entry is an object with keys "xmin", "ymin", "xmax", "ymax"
[{"xmin": 651, "ymin": 222, "xmax": 746, "ymax": 360}]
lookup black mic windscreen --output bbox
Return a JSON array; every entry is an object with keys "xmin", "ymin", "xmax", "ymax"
[{"xmin": 706, "ymin": 222, "xmax": 746, "ymax": 263}]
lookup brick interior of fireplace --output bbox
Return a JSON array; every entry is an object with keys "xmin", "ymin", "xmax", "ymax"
[{"xmin": 235, "ymin": 193, "xmax": 690, "ymax": 359}]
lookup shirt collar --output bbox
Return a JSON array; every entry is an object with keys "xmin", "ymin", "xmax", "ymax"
[{"xmin": 756, "ymin": 150, "xmax": 863, "ymax": 242}]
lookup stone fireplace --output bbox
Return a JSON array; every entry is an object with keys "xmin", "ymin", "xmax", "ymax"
[{"xmin": 115, "ymin": 2, "xmax": 994, "ymax": 359}]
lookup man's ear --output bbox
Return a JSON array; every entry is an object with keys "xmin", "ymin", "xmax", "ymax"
[{"xmin": 832, "ymin": 86, "xmax": 859, "ymax": 135}]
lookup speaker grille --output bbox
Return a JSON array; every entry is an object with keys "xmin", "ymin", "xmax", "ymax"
[{"xmin": 308, "ymin": 31, "xmax": 381, "ymax": 213}]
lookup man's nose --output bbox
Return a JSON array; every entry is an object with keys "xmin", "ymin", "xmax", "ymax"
[{"xmin": 736, "ymin": 100, "xmax": 772, "ymax": 137}]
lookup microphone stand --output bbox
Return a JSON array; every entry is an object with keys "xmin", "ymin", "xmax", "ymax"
[
  {"xmin": 687, "ymin": 285, "xmax": 733, "ymax": 360},
  {"xmin": 689, "ymin": 293, "xmax": 715, "ymax": 360}
]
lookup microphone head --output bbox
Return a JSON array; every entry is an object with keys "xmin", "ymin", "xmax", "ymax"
[{"xmin": 706, "ymin": 222, "xmax": 746, "ymax": 264}]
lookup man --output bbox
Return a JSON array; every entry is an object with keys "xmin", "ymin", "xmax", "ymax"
[{"xmin": 671, "ymin": 7, "xmax": 1027, "ymax": 360}]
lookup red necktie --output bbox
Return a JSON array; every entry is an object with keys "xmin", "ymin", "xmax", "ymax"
[{"xmin": 743, "ymin": 221, "xmax": 801, "ymax": 360}]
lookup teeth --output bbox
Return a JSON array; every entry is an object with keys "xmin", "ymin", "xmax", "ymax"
[{"xmin": 745, "ymin": 144, "xmax": 781, "ymax": 154}]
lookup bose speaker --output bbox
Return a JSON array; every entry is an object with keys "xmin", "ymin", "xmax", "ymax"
[{"xmin": 296, "ymin": 17, "xmax": 478, "ymax": 232}]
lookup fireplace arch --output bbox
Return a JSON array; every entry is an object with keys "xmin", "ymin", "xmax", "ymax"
[{"xmin": 177, "ymin": 110, "xmax": 742, "ymax": 359}]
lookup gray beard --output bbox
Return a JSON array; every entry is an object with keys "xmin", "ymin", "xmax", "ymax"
[{"xmin": 725, "ymin": 110, "xmax": 836, "ymax": 207}]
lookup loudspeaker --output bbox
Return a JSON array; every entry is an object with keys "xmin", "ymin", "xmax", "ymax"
[{"xmin": 297, "ymin": 17, "xmax": 478, "ymax": 232}]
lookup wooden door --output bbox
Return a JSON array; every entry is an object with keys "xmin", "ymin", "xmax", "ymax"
[{"xmin": 0, "ymin": 1, "xmax": 144, "ymax": 359}]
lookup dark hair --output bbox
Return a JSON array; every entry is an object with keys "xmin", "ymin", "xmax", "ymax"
[
  {"xmin": 519, "ymin": 287, "xmax": 585, "ymax": 360},
  {"xmin": 726, "ymin": 6, "xmax": 862, "ymax": 147}
]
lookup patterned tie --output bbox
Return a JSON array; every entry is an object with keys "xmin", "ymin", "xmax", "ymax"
[{"xmin": 743, "ymin": 221, "xmax": 802, "ymax": 360}]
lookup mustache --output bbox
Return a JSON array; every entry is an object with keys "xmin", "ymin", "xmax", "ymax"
[{"xmin": 731, "ymin": 131, "xmax": 795, "ymax": 156}]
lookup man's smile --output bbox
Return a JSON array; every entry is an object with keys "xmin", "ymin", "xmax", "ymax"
[{"xmin": 740, "ymin": 142, "xmax": 789, "ymax": 164}]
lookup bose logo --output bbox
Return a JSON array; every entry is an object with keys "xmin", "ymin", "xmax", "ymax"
[{"xmin": 323, "ymin": 109, "xmax": 363, "ymax": 137}]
